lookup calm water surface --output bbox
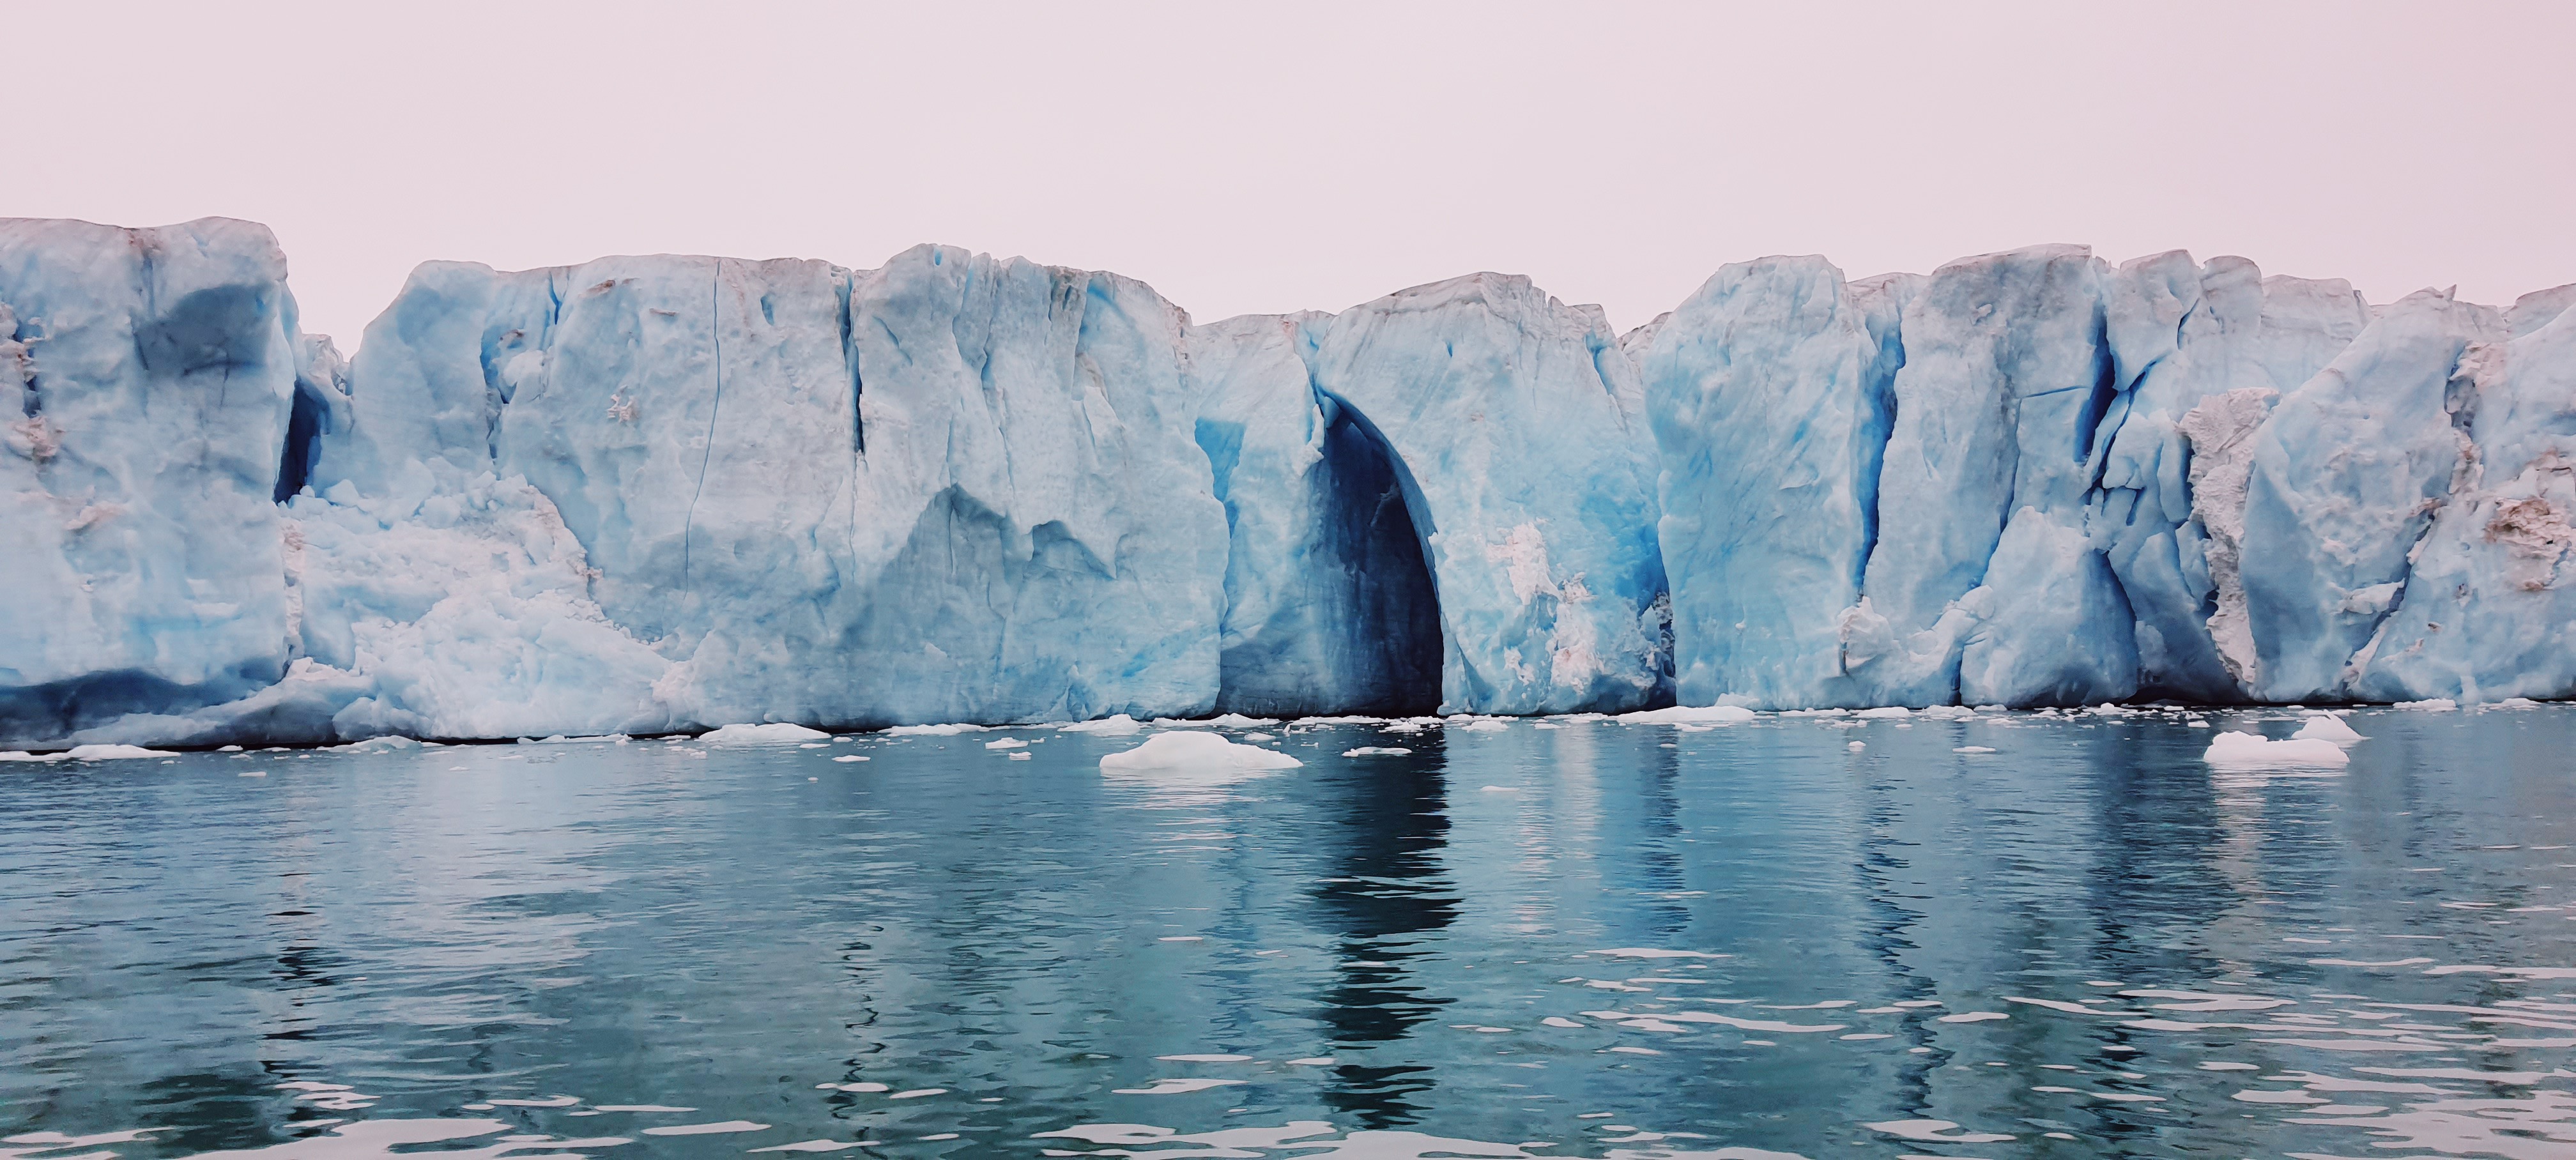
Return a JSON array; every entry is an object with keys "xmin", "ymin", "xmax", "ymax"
[{"xmin": 5, "ymin": 706, "xmax": 2575, "ymax": 1159}]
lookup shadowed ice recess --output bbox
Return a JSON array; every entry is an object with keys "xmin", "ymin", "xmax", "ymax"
[
  {"xmin": 6, "ymin": 705, "xmax": 2575, "ymax": 1157},
  {"xmin": 5, "ymin": 219, "xmax": 2573, "ymax": 749}
]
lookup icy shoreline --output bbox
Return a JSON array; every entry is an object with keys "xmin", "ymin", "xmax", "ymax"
[
  {"xmin": 4, "ymin": 218, "xmax": 2570, "ymax": 748},
  {"xmin": 6, "ymin": 698, "xmax": 2547, "ymax": 761}
]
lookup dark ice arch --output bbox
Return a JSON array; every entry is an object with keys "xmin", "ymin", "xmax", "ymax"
[{"xmin": 1214, "ymin": 392, "xmax": 1443, "ymax": 717}]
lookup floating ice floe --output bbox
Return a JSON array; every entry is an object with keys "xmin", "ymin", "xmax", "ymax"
[
  {"xmin": 0, "ymin": 744, "xmax": 178, "ymax": 763},
  {"xmin": 985, "ymin": 737, "xmax": 1029, "ymax": 750},
  {"xmin": 1057, "ymin": 715, "xmax": 1145, "ymax": 735},
  {"xmin": 884, "ymin": 723, "xmax": 984, "ymax": 736},
  {"xmin": 702, "ymin": 722, "xmax": 832, "ymax": 744},
  {"xmin": 2291, "ymin": 715, "xmax": 2365, "ymax": 744},
  {"xmin": 1100, "ymin": 731, "xmax": 1304, "ymax": 772},
  {"xmin": 2202, "ymin": 730, "xmax": 2350, "ymax": 767},
  {"xmin": 2395, "ymin": 698, "xmax": 2460, "ymax": 712},
  {"xmin": 1344, "ymin": 747, "xmax": 1413, "ymax": 757},
  {"xmin": 1616, "ymin": 705, "xmax": 1758, "ymax": 726}
]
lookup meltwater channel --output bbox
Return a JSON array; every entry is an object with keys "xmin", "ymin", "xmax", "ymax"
[{"xmin": 6, "ymin": 706, "xmax": 2576, "ymax": 1159}]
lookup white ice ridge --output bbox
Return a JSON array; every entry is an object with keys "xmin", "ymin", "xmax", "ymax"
[{"xmin": 4, "ymin": 218, "xmax": 2572, "ymax": 747}]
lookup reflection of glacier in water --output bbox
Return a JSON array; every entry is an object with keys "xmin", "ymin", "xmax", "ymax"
[{"xmin": 4, "ymin": 706, "xmax": 2576, "ymax": 1159}]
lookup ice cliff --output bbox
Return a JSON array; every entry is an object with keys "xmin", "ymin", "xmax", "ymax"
[{"xmin": 3, "ymin": 218, "xmax": 2568, "ymax": 747}]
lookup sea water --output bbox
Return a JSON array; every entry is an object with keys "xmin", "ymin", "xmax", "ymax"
[{"xmin": 4, "ymin": 706, "xmax": 2573, "ymax": 1159}]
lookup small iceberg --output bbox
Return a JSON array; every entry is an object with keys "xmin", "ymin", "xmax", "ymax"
[
  {"xmin": 885, "ymin": 722, "xmax": 984, "ymax": 736},
  {"xmin": 2202, "ymin": 731, "xmax": 2349, "ymax": 767},
  {"xmin": 702, "ymin": 723, "xmax": 832, "ymax": 745},
  {"xmin": 1058, "ymin": 715, "xmax": 1145, "ymax": 735},
  {"xmin": 1616, "ymin": 705, "xmax": 1757, "ymax": 726},
  {"xmin": 2291, "ymin": 715, "xmax": 2365, "ymax": 744},
  {"xmin": 1343, "ymin": 746, "xmax": 1413, "ymax": 757},
  {"xmin": 1100, "ymin": 731, "xmax": 1304, "ymax": 772}
]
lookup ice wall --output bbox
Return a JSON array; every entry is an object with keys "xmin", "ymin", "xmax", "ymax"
[
  {"xmin": 1644, "ymin": 245, "xmax": 2569, "ymax": 710},
  {"xmin": 310, "ymin": 247, "xmax": 1230, "ymax": 733},
  {"xmin": 1, "ymin": 219, "xmax": 306, "ymax": 740},
  {"xmin": 6, "ymin": 215, "xmax": 2573, "ymax": 748},
  {"xmin": 1639, "ymin": 256, "xmax": 1894, "ymax": 710}
]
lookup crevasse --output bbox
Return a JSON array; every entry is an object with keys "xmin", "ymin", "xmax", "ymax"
[{"xmin": 2, "ymin": 219, "xmax": 2568, "ymax": 747}]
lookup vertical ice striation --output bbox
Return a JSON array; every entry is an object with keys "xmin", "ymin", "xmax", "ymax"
[
  {"xmin": 1840, "ymin": 245, "xmax": 2129, "ymax": 706},
  {"xmin": 0, "ymin": 219, "xmax": 303, "ymax": 740},
  {"xmin": 2089, "ymin": 256, "xmax": 2375, "ymax": 699},
  {"xmin": 1641, "ymin": 256, "xmax": 1890, "ymax": 709}
]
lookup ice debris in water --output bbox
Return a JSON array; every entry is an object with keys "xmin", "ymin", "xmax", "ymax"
[
  {"xmin": 884, "ymin": 724, "xmax": 984, "ymax": 736},
  {"xmin": 1058, "ymin": 715, "xmax": 1146, "ymax": 735},
  {"xmin": 1099, "ymin": 731, "xmax": 1304, "ymax": 771},
  {"xmin": 2202, "ymin": 730, "xmax": 2350, "ymax": 767},
  {"xmin": 0, "ymin": 744, "xmax": 177, "ymax": 762},
  {"xmin": 702, "ymin": 723, "xmax": 831, "ymax": 745},
  {"xmin": 1343, "ymin": 746, "xmax": 1413, "ymax": 757}
]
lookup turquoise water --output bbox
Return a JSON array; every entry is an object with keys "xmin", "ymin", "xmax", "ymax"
[{"xmin": 5, "ymin": 706, "xmax": 2575, "ymax": 1159}]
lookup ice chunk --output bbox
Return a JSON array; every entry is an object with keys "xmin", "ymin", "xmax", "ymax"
[
  {"xmin": 1057, "ymin": 714, "xmax": 1144, "ymax": 735},
  {"xmin": 885, "ymin": 723, "xmax": 983, "ymax": 736},
  {"xmin": 1615, "ymin": 704, "xmax": 1756, "ymax": 725},
  {"xmin": 2291, "ymin": 715, "xmax": 2365, "ymax": 744},
  {"xmin": 702, "ymin": 722, "xmax": 831, "ymax": 744},
  {"xmin": 984, "ymin": 737, "xmax": 1027, "ymax": 750},
  {"xmin": 2202, "ymin": 730, "xmax": 2350, "ymax": 767},
  {"xmin": 1099, "ymin": 731, "xmax": 1304, "ymax": 771},
  {"xmin": 1343, "ymin": 746, "xmax": 1412, "ymax": 756}
]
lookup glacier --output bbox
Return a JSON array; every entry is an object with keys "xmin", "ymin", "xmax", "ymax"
[{"xmin": 3, "ymin": 216, "xmax": 2570, "ymax": 748}]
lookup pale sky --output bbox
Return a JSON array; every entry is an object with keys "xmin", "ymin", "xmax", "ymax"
[{"xmin": 16, "ymin": 1, "xmax": 2575, "ymax": 345}]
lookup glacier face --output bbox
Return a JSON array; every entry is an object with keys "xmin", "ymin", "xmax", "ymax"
[
  {"xmin": 1, "ymin": 219, "xmax": 307, "ymax": 741},
  {"xmin": 313, "ymin": 246, "xmax": 1231, "ymax": 732},
  {"xmin": 4, "ymin": 216, "xmax": 2573, "ymax": 747}
]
